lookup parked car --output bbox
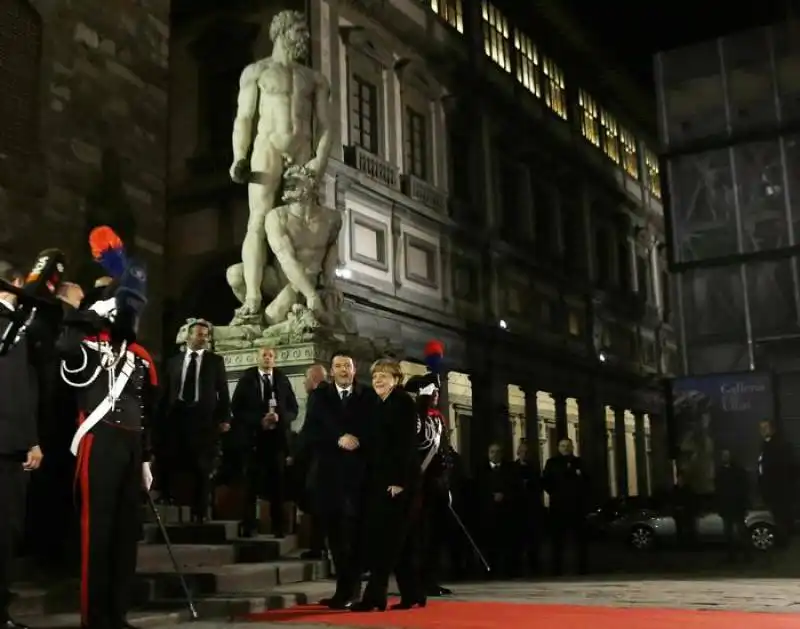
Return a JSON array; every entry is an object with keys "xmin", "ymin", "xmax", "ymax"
[
  {"xmin": 585, "ymin": 496, "xmax": 661, "ymax": 540},
  {"xmin": 606, "ymin": 494, "xmax": 776, "ymax": 552}
]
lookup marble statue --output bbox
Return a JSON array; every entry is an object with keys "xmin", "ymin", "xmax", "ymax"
[
  {"xmin": 216, "ymin": 158, "xmax": 352, "ymax": 349},
  {"xmin": 228, "ymin": 9, "xmax": 332, "ymax": 324}
]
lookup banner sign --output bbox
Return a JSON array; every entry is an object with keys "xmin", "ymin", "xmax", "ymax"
[{"xmin": 671, "ymin": 372, "xmax": 773, "ymax": 495}]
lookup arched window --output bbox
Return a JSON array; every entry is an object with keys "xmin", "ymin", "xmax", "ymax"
[{"xmin": 0, "ymin": 0, "xmax": 42, "ymax": 161}]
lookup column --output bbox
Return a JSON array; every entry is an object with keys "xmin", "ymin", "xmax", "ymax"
[
  {"xmin": 613, "ymin": 407, "xmax": 629, "ymax": 496},
  {"xmin": 523, "ymin": 387, "xmax": 542, "ymax": 474},
  {"xmin": 468, "ymin": 374, "xmax": 509, "ymax": 467},
  {"xmin": 579, "ymin": 394, "xmax": 609, "ymax": 502},
  {"xmin": 648, "ymin": 413, "xmax": 672, "ymax": 492},
  {"xmin": 553, "ymin": 394, "xmax": 568, "ymax": 441},
  {"xmin": 633, "ymin": 412, "xmax": 649, "ymax": 496}
]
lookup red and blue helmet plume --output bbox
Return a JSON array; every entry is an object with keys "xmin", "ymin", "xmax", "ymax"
[
  {"xmin": 424, "ymin": 340, "xmax": 444, "ymax": 374},
  {"xmin": 89, "ymin": 226, "xmax": 128, "ymax": 279}
]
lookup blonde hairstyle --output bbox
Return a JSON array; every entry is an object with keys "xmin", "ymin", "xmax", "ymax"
[{"xmin": 370, "ymin": 357, "xmax": 403, "ymax": 383}]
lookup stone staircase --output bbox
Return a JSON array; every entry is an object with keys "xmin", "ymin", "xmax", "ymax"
[{"xmin": 11, "ymin": 505, "xmax": 332, "ymax": 626}]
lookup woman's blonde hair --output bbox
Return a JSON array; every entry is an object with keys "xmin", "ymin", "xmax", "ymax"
[{"xmin": 370, "ymin": 357, "xmax": 403, "ymax": 382}]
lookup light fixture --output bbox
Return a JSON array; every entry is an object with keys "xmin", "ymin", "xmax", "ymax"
[
  {"xmin": 499, "ymin": 319, "xmax": 508, "ymax": 330},
  {"xmin": 335, "ymin": 267, "xmax": 352, "ymax": 279}
]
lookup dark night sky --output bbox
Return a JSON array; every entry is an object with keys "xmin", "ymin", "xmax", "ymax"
[{"xmin": 560, "ymin": 0, "xmax": 794, "ymax": 90}]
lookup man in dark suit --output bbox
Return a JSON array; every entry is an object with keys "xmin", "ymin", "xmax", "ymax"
[
  {"xmin": 542, "ymin": 438, "xmax": 589, "ymax": 575},
  {"xmin": 476, "ymin": 442, "xmax": 516, "ymax": 577},
  {"xmin": 231, "ymin": 346, "xmax": 299, "ymax": 538},
  {"xmin": 157, "ymin": 320, "xmax": 231, "ymax": 522},
  {"xmin": 758, "ymin": 419, "xmax": 796, "ymax": 546},
  {"xmin": 511, "ymin": 440, "xmax": 542, "ymax": 574},
  {"xmin": 0, "ymin": 264, "xmax": 46, "ymax": 629},
  {"xmin": 303, "ymin": 350, "xmax": 377, "ymax": 609}
]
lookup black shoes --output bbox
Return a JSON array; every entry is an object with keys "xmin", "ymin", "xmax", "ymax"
[
  {"xmin": 319, "ymin": 596, "xmax": 355, "ymax": 610},
  {"xmin": 350, "ymin": 599, "xmax": 386, "ymax": 612},
  {"xmin": 427, "ymin": 585, "xmax": 452, "ymax": 596},
  {"xmin": 3, "ymin": 619, "xmax": 30, "ymax": 629},
  {"xmin": 390, "ymin": 598, "xmax": 427, "ymax": 610}
]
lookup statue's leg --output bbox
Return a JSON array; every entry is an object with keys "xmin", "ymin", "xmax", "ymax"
[
  {"xmin": 241, "ymin": 148, "xmax": 282, "ymax": 313},
  {"xmin": 265, "ymin": 285, "xmax": 298, "ymax": 325},
  {"xmin": 225, "ymin": 264, "xmax": 247, "ymax": 304}
]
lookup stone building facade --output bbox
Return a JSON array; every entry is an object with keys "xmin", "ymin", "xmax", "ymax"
[
  {"xmin": 0, "ymin": 0, "xmax": 170, "ymax": 349},
  {"xmin": 166, "ymin": 0, "xmax": 676, "ymax": 498}
]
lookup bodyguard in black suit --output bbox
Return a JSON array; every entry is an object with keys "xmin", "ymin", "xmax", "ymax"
[
  {"xmin": 230, "ymin": 346, "xmax": 298, "ymax": 537},
  {"xmin": 157, "ymin": 320, "xmax": 231, "ymax": 522},
  {"xmin": 304, "ymin": 350, "xmax": 377, "ymax": 609}
]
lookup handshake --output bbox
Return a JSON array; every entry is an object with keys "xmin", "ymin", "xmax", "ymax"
[{"xmin": 337, "ymin": 433, "xmax": 359, "ymax": 451}]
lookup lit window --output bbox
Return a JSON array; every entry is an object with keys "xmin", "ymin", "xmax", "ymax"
[
  {"xmin": 645, "ymin": 148, "xmax": 661, "ymax": 199},
  {"xmin": 405, "ymin": 107, "xmax": 427, "ymax": 179},
  {"xmin": 542, "ymin": 57, "xmax": 566, "ymax": 119},
  {"xmin": 351, "ymin": 75, "xmax": 379, "ymax": 154},
  {"xmin": 430, "ymin": 0, "xmax": 463, "ymax": 33},
  {"xmin": 600, "ymin": 110, "xmax": 620, "ymax": 163},
  {"xmin": 620, "ymin": 128, "xmax": 638, "ymax": 179},
  {"xmin": 481, "ymin": 1, "xmax": 510, "ymax": 72},
  {"xmin": 578, "ymin": 90, "xmax": 599, "ymax": 147},
  {"xmin": 514, "ymin": 30, "xmax": 540, "ymax": 97}
]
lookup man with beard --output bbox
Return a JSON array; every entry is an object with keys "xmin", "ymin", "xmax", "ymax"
[
  {"xmin": 157, "ymin": 320, "xmax": 231, "ymax": 522},
  {"xmin": 57, "ymin": 227, "xmax": 157, "ymax": 629},
  {"xmin": 228, "ymin": 9, "xmax": 332, "ymax": 322}
]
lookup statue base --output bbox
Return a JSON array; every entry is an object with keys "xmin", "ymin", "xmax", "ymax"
[
  {"xmin": 219, "ymin": 335, "xmax": 400, "ymax": 430},
  {"xmin": 214, "ymin": 303, "xmax": 357, "ymax": 351}
]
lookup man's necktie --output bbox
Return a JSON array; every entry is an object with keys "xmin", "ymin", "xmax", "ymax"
[
  {"xmin": 261, "ymin": 374, "xmax": 269, "ymax": 401},
  {"xmin": 183, "ymin": 351, "xmax": 198, "ymax": 403},
  {"xmin": 341, "ymin": 389, "xmax": 349, "ymax": 402}
]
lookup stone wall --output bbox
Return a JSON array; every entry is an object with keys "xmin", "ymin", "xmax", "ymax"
[{"xmin": 0, "ymin": 0, "xmax": 170, "ymax": 350}]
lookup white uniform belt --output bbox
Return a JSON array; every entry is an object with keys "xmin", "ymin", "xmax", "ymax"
[
  {"xmin": 69, "ymin": 350, "xmax": 136, "ymax": 456},
  {"xmin": 421, "ymin": 421, "xmax": 442, "ymax": 473}
]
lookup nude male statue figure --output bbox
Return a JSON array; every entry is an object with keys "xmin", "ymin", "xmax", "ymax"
[
  {"xmin": 229, "ymin": 10, "xmax": 332, "ymax": 322},
  {"xmin": 226, "ymin": 163, "xmax": 342, "ymax": 326}
]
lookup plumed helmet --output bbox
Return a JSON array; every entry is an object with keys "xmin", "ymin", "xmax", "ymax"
[{"xmin": 405, "ymin": 371, "xmax": 440, "ymax": 397}]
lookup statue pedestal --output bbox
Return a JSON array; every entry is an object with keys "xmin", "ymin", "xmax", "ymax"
[{"xmin": 219, "ymin": 335, "xmax": 398, "ymax": 430}]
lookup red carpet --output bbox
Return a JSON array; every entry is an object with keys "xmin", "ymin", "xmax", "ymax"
[{"xmin": 244, "ymin": 600, "xmax": 799, "ymax": 628}]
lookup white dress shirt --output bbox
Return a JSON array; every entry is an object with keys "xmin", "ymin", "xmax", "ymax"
[
  {"xmin": 180, "ymin": 348, "xmax": 205, "ymax": 401},
  {"xmin": 336, "ymin": 384, "xmax": 352, "ymax": 400}
]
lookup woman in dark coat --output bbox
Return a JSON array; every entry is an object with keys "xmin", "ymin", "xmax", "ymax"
[{"xmin": 351, "ymin": 358, "xmax": 422, "ymax": 612}]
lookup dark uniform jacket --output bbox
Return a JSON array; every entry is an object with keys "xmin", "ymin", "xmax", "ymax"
[
  {"xmin": 0, "ymin": 301, "xmax": 39, "ymax": 459},
  {"xmin": 57, "ymin": 312, "xmax": 158, "ymax": 457}
]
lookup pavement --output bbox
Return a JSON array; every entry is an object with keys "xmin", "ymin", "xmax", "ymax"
[{"xmin": 133, "ymin": 576, "xmax": 800, "ymax": 629}]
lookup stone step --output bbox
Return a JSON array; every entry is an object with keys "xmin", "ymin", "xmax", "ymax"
[
  {"xmin": 139, "ymin": 559, "xmax": 329, "ymax": 598},
  {"xmin": 15, "ymin": 609, "xmax": 185, "ymax": 628},
  {"xmin": 142, "ymin": 521, "xmax": 299, "ymax": 553},
  {"xmin": 146, "ymin": 592, "xmax": 314, "ymax": 619},
  {"xmin": 9, "ymin": 582, "xmax": 80, "ymax": 617},
  {"xmin": 140, "ymin": 504, "xmax": 194, "ymax": 525},
  {"xmin": 136, "ymin": 536, "xmax": 296, "ymax": 570}
]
